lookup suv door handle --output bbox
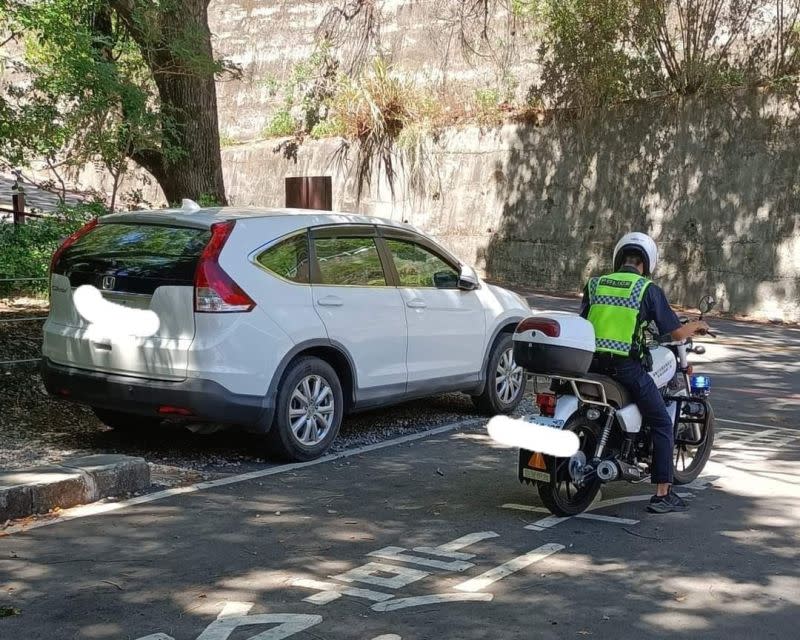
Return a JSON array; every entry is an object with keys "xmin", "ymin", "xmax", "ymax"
[
  {"xmin": 406, "ymin": 298, "xmax": 427, "ymax": 309},
  {"xmin": 317, "ymin": 296, "xmax": 343, "ymax": 307}
]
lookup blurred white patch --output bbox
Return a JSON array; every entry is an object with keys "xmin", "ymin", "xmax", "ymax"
[
  {"xmin": 487, "ymin": 416, "xmax": 580, "ymax": 457},
  {"xmin": 74, "ymin": 285, "xmax": 160, "ymax": 338}
]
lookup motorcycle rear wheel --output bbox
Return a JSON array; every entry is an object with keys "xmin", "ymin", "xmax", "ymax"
[
  {"xmin": 673, "ymin": 403, "xmax": 715, "ymax": 485},
  {"xmin": 537, "ymin": 415, "xmax": 603, "ymax": 516}
]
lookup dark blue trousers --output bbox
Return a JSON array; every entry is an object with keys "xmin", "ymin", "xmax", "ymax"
[{"xmin": 596, "ymin": 358, "xmax": 674, "ymax": 484}]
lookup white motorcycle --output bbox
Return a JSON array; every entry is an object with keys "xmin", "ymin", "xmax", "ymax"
[{"xmin": 512, "ymin": 296, "xmax": 717, "ymax": 516}]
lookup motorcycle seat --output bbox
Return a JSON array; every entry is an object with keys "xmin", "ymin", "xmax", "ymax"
[{"xmin": 571, "ymin": 373, "xmax": 633, "ymax": 408}]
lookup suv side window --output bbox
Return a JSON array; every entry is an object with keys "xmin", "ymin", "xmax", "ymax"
[
  {"xmin": 256, "ymin": 233, "xmax": 311, "ymax": 284},
  {"xmin": 385, "ymin": 239, "xmax": 459, "ymax": 289},
  {"xmin": 312, "ymin": 236, "xmax": 387, "ymax": 286}
]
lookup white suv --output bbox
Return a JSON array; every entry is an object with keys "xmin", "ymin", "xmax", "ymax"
[{"xmin": 42, "ymin": 204, "xmax": 530, "ymax": 461}]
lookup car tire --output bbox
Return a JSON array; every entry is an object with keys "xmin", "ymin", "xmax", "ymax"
[
  {"xmin": 472, "ymin": 333, "xmax": 527, "ymax": 415},
  {"xmin": 268, "ymin": 356, "xmax": 344, "ymax": 462},
  {"xmin": 92, "ymin": 407, "xmax": 161, "ymax": 432}
]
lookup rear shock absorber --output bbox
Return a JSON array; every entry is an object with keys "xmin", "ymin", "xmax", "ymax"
[{"xmin": 594, "ymin": 410, "xmax": 615, "ymax": 459}]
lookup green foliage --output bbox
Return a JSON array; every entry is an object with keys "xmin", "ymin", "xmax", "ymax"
[
  {"xmin": 528, "ymin": 0, "xmax": 659, "ymax": 110},
  {"xmin": 309, "ymin": 118, "xmax": 346, "ymax": 139},
  {"xmin": 330, "ymin": 58, "xmax": 441, "ymax": 199},
  {"xmin": 474, "ymin": 88, "xmax": 502, "ymax": 123},
  {"xmin": 0, "ymin": 0, "xmax": 230, "ymax": 204},
  {"xmin": 0, "ymin": 204, "xmax": 105, "ymax": 295},
  {"xmin": 219, "ymin": 133, "xmax": 239, "ymax": 147},
  {"xmin": 195, "ymin": 193, "xmax": 222, "ymax": 208},
  {"xmin": 0, "ymin": 1, "xmax": 161, "ymax": 178},
  {"xmin": 264, "ymin": 109, "xmax": 297, "ymax": 138},
  {"xmin": 516, "ymin": 0, "xmax": 800, "ymax": 109},
  {"xmin": 262, "ymin": 43, "xmax": 339, "ymax": 139}
]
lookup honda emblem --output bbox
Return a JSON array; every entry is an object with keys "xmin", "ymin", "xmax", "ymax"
[{"xmin": 101, "ymin": 275, "xmax": 116, "ymax": 290}]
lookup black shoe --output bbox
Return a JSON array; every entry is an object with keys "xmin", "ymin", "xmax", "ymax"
[{"xmin": 647, "ymin": 490, "xmax": 688, "ymax": 514}]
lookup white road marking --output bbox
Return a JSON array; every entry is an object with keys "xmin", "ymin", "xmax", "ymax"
[
  {"xmin": 371, "ymin": 636, "xmax": 402, "ymax": 640},
  {"xmin": 292, "ymin": 578, "xmax": 393, "ymax": 604},
  {"xmin": 333, "ymin": 562, "xmax": 430, "ymax": 589},
  {"xmin": 195, "ymin": 614, "xmax": 323, "ymax": 640},
  {"xmin": 367, "ymin": 546, "xmax": 474, "ymax": 571},
  {"xmin": 504, "ymin": 490, "xmax": 695, "ymax": 523},
  {"xmin": 436, "ymin": 531, "xmax": 500, "ymax": 552},
  {"xmin": 411, "ymin": 546, "xmax": 475, "ymax": 560},
  {"xmin": 575, "ymin": 513, "xmax": 639, "ymax": 525},
  {"xmin": 3, "ymin": 419, "xmax": 481, "ymax": 536},
  {"xmin": 410, "ymin": 531, "xmax": 499, "ymax": 560},
  {"xmin": 5, "ymin": 416, "xmax": 788, "ymax": 537},
  {"xmin": 717, "ymin": 418, "xmax": 787, "ymax": 430},
  {"xmin": 217, "ymin": 601, "xmax": 254, "ymax": 619},
  {"xmin": 454, "ymin": 543, "xmax": 564, "ymax": 593},
  {"xmin": 135, "ymin": 635, "xmax": 174, "ymax": 640},
  {"xmin": 524, "ymin": 516, "xmax": 570, "ymax": 531},
  {"xmin": 371, "ymin": 592, "xmax": 494, "ymax": 612}
]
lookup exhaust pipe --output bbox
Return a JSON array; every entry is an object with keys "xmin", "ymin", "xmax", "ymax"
[
  {"xmin": 596, "ymin": 459, "xmax": 643, "ymax": 483},
  {"xmin": 596, "ymin": 460, "xmax": 619, "ymax": 482}
]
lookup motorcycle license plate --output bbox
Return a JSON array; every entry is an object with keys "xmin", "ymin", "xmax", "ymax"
[
  {"xmin": 524, "ymin": 415, "xmax": 566, "ymax": 430},
  {"xmin": 520, "ymin": 417, "xmax": 563, "ymax": 481}
]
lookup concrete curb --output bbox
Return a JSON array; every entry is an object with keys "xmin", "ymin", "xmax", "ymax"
[{"xmin": 0, "ymin": 455, "xmax": 150, "ymax": 521}]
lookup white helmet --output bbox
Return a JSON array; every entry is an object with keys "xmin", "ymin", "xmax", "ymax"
[{"xmin": 613, "ymin": 232, "xmax": 658, "ymax": 276}]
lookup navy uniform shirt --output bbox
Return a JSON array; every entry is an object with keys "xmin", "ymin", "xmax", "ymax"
[{"xmin": 579, "ymin": 266, "xmax": 681, "ymax": 337}]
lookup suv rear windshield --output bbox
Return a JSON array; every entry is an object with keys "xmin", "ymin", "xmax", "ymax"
[{"xmin": 54, "ymin": 223, "xmax": 211, "ymax": 295}]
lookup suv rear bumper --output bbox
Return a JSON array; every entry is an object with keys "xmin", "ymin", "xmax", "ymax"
[{"xmin": 41, "ymin": 358, "xmax": 274, "ymax": 432}]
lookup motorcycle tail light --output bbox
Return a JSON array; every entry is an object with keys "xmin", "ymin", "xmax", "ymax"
[{"xmin": 536, "ymin": 393, "xmax": 557, "ymax": 417}]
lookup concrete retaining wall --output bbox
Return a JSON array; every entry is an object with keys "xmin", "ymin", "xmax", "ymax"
[{"xmin": 221, "ymin": 89, "xmax": 800, "ymax": 322}]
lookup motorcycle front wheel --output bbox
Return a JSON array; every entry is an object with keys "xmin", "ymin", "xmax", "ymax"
[
  {"xmin": 673, "ymin": 403, "xmax": 715, "ymax": 485},
  {"xmin": 537, "ymin": 415, "xmax": 603, "ymax": 516}
]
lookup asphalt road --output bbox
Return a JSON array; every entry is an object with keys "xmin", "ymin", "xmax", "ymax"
[{"xmin": 1, "ymin": 296, "xmax": 799, "ymax": 639}]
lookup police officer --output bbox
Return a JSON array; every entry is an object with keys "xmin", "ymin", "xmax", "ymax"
[{"xmin": 580, "ymin": 232, "xmax": 709, "ymax": 513}]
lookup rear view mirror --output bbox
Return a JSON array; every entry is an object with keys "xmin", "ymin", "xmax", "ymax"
[
  {"xmin": 698, "ymin": 294, "xmax": 716, "ymax": 315},
  {"xmin": 457, "ymin": 265, "xmax": 479, "ymax": 291},
  {"xmin": 693, "ymin": 345, "xmax": 706, "ymax": 355}
]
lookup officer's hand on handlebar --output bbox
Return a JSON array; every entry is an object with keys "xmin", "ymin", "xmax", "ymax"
[
  {"xmin": 670, "ymin": 320, "xmax": 716, "ymax": 342},
  {"xmin": 692, "ymin": 320, "xmax": 717, "ymax": 338},
  {"xmin": 693, "ymin": 320, "xmax": 710, "ymax": 334}
]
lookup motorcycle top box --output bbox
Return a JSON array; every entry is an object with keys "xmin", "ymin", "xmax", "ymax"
[{"xmin": 513, "ymin": 312, "xmax": 595, "ymax": 377}]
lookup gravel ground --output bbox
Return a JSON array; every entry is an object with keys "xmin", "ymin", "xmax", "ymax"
[{"xmin": 1, "ymin": 298, "xmax": 537, "ymax": 485}]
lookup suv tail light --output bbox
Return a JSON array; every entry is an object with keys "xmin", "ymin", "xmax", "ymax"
[
  {"xmin": 194, "ymin": 221, "xmax": 255, "ymax": 313},
  {"xmin": 50, "ymin": 218, "xmax": 99, "ymax": 275},
  {"xmin": 536, "ymin": 393, "xmax": 557, "ymax": 417},
  {"xmin": 516, "ymin": 317, "xmax": 561, "ymax": 338}
]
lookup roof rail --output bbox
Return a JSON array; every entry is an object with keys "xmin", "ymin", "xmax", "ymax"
[{"xmin": 181, "ymin": 198, "xmax": 200, "ymax": 211}]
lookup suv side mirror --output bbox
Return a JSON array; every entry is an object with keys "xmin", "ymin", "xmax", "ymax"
[
  {"xmin": 457, "ymin": 265, "xmax": 479, "ymax": 291},
  {"xmin": 433, "ymin": 270, "xmax": 459, "ymax": 289}
]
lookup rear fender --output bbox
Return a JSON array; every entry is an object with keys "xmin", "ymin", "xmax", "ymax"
[{"xmin": 553, "ymin": 395, "xmax": 579, "ymax": 426}]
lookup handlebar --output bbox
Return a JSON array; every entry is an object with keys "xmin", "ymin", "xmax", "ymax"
[{"xmin": 655, "ymin": 328, "xmax": 717, "ymax": 345}]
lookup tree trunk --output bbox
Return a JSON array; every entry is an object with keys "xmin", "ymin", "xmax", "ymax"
[
  {"xmin": 113, "ymin": 0, "xmax": 227, "ymax": 205},
  {"xmin": 153, "ymin": 70, "xmax": 227, "ymax": 205}
]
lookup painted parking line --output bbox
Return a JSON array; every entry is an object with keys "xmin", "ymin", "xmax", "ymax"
[
  {"xmin": 716, "ymin": 417, "xmax": 793, "ymax": 430},
  {"xmin": 292, "ymin": 579, "xmax": 394, "ymax": 605},
  {"xmin": 5, "ymin": 416, "xmax": 792, "ymax": 537},
  {"xmin": 502, "ymin": 490, "xmax": 694, "ymax": 524},
  {"xmin": 371, "ymin": 592, "xmax": 493, "ymax": 612},
  {"xmin": 454, "ymin": 543, "xmax": 564, "ymax": 593},
  {"xmin": 3, "ymin": 418, "xmax": 482, "ymax": 536}
]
